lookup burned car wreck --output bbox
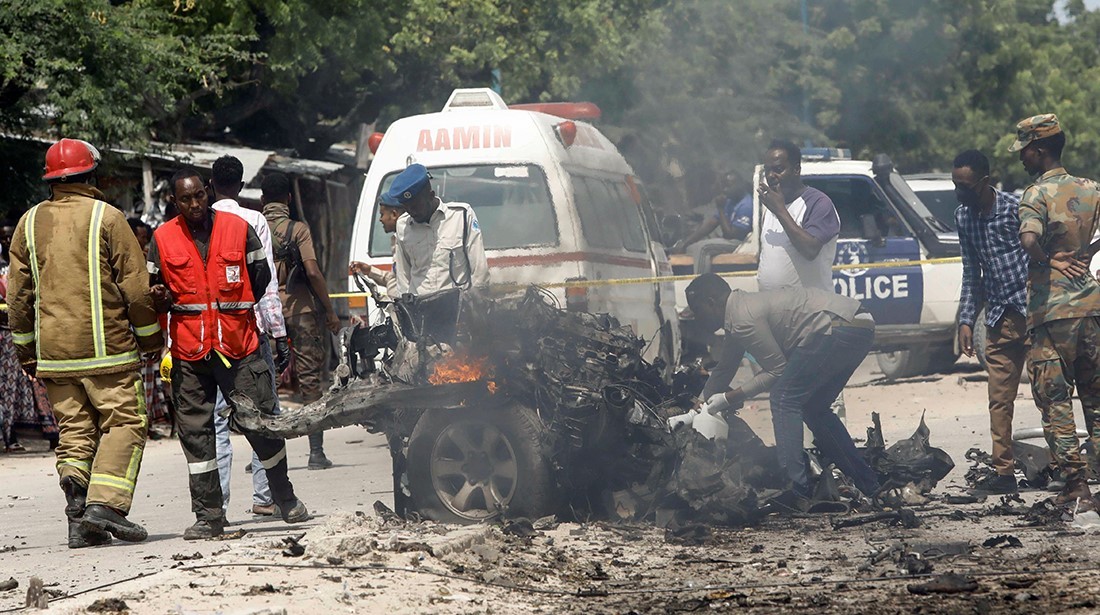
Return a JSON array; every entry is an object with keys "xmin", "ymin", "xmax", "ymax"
[{"xmin": 231, "ymin": 282, "xmax": 954, "ymax": 527}]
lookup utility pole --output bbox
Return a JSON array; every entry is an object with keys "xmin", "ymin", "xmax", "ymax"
[{"xmin": 801, "ymin": 0, "xmax": 812, "ymax": 134}]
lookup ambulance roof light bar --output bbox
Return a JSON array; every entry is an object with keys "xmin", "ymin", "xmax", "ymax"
[
  {"xmin": 442, "ymin": 88, "xmax": 509, "ymax": 112},
  {"xmin": 509, "ymin": 102, "xmax": 602, "ymax": 121}
]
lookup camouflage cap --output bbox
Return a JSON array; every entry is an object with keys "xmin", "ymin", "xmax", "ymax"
[{"xmin": 1008, "ymin": 113, "xmax": 1062, "ymax": 152}]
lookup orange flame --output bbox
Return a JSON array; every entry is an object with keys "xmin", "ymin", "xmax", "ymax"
[{"xmin": 428, "ymin": 352, "xmax": 490, "ymax": 385}]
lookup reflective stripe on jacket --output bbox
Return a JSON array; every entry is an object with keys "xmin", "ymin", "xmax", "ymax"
[
  {"xmin": 155, "ymin": 213, "xmax": 259, "ymax": 361},
  {"xmin": 6, "ymin": 184, "xmax": 162, "ymax": 377}
]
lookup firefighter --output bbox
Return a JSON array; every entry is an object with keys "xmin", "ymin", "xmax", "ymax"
[
  {"xmin": 7, "ymin": 138, "xmax": 161, "ymax": 548},
  {"xmin": 389, "ymin": 163, "xmax": 490, "ymax": 294},
  {"xmin": 147, "ymin": 167, "xmax": 308, "ymax": 539}
]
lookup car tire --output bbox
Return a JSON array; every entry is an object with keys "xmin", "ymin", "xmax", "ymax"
[
  {"xmin": 407, "ymin": 404, "xmax": 554, "ymax": 524},
  {"xmin": 876, "ymin": 348, "xmax": 930, "ymax": 381}
]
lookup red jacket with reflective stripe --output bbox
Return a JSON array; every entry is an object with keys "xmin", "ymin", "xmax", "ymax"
[{"xmin": 155, "ymin": 213, "xmax": 259, "ymax": 361}]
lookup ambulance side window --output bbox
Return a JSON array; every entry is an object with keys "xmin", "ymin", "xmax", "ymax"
[
  {"xmin": 571, "ymin": 174, "xmax": 647, "ymax": 253},
  {"xmin": 572, "ymin": 175, "xmax": 618, "ymax": 249},
  {"xmin": 805, "ymin": 177, "xmax": 909, "ymax": 240},
  {"xmin": 611, "ymin": 182, "xmax": 648, "ymax": 252}
]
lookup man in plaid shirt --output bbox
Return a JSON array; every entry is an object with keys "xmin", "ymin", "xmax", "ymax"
[{"xmin": 954, "ymin": 149, "xmax": 1053, "ymax": 495}]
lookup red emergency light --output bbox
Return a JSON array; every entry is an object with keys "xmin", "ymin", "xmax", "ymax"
[
  {"xmin": 555, "ymin": 121, "xmax": 577, "ymax": 147},
  {"xmin": 368, "ymin": 132, "xmax": 384, "ymax": 154},
  {"xmin": 509, "ymin": 102, "xmax": 602, "ymax": 121}
]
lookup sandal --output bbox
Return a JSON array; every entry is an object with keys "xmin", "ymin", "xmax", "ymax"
[{"xmin": 7, "ymin": 442, "xmax": 25, "ymax": 452}]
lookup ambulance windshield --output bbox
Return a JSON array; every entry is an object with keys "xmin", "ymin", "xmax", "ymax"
[{"xmin": 369, "ymin": 164, "xmax": 557, "ymax": 257}]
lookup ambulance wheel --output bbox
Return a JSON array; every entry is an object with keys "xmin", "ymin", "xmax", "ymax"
[
  {"xmin": 876, "ymin": 348, "xmax": 929, "ymax": 381},
  {"xmin": 407, "ymin": 404, "xmax": 553, "ymax": 524}
]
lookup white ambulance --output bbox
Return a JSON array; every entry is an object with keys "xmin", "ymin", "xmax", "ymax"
[{"xmin": 348, "ymin": 88, "xmax": 679, "ymax": 364}]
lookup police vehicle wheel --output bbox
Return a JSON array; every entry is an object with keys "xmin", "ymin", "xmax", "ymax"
[
  {"xmin": 876, "ymin": 348, "xmax": 930, "ymax": 381},
  {"xmin": 407, "ymin": 404, "xmax": 554, "ymax": 524}
]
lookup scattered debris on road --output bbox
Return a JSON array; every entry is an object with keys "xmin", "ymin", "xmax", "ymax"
[
  {"xmin": 86, "ymin": 597, "xmax": 130, "ymax": 612},
  {"xmin": 281, "ymin": 534, "xmax": 306, "ymax": 557},
  {"xmin": 24, "ymin": 576, "xmax": 45, "ymax": 609},
  {"xmin": 982, "ymin": 534, "xmax": 1023, "ymax": 549},
  {"xmin": 906, "ymin": 572, "xmax": 979, "ymax": 595}
]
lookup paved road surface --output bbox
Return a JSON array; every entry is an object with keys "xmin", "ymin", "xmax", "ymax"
[{"xmin": 0, "ymin": 425, "xmax": 392, "ymax": 612}]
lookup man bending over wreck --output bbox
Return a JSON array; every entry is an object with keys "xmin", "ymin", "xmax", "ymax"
[{"xmin": 686, "ymin": 273, "xmax": 880, "ymax": 498}]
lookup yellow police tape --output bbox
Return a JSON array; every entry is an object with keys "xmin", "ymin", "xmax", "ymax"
[
  {"xmin": 327, "ymin": 255, "xmax": 963, "ymax": 297},
  {"xmin": 0, "ymin": 256, "xmax": 962, "ymax": 308}
]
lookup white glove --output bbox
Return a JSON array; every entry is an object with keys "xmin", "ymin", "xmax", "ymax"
[{"xmin": 700, "ymin": 392, "xmax": 732, "ymax": 416}]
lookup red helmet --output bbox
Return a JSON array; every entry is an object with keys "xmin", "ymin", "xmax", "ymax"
[{"xmin": 43, "ymin": 138, "xmax": 101, "ymax": 180}]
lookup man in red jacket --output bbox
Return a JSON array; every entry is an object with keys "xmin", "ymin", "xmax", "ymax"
[{"xmin": 148, "ymin": 167, "xmax": 308, "ymax": 540}]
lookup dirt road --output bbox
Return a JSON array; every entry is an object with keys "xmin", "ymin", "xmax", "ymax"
[{"xmin": 3, "ymin": 355, "xmax": 1100, "ymax": 614}]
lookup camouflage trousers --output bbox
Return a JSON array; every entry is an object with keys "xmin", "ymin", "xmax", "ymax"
[{"xmin": 1029, "ymin": 317, "xmax": 1100, "ymax": 481}]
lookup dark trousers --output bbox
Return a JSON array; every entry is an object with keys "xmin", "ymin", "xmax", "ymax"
[
  {"xmin": 172, "ymin": 351, "xmax": 299, "ymax": 521},
  {"xmin": 770, "ymin": 325, "xmax": 880, "ymax": 496}
]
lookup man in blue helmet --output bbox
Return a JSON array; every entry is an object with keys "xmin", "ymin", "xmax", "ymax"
[{"xmin": 387, "ymin": 164, "xmax": 490, "ymax": 294}]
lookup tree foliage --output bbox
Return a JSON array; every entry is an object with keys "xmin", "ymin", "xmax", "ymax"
[
  {"xmin": 0, "ymin": 0, "xmax": 248, "ymax": 148},
  {"xmin": 4, "ymin": 0, "xmax": 1100, "ymax": 202},
  {"xmin": 593, "ymin": 0, "xmax": 1100, "ymax": 205}
]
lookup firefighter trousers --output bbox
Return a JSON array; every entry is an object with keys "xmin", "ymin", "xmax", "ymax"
[
  {"xmin": 172, "ymin": 350, "xmax": 299, "ymax": 522},
  {"xmin": 43, "ymin": 370, "xmax": 147, "ymax": 513}
]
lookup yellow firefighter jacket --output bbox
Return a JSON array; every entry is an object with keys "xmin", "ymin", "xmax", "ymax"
[{"xmin": 7, "ymin": 183, "xmax": 162, "ymax": 377}]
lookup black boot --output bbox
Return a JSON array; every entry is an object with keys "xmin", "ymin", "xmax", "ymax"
[
  {"xmin": 183, "ymin": 516, "xmax": 226, "ymax": 541},
  {"xmin": 61, "ymin": 477, "xmax": 111, "ymax": 549},
  {"xmin": 82, "ymin": 504, "xmax": 148, "ymax": 542},
  {"xmin": 308, "ymin": 432, "xmax": 333, "ymax": 470}
]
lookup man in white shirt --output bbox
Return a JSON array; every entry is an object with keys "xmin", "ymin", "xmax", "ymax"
[
  {"xmin": 755, "ymin": 140, "xmax": 847, "ymax": 424},
  {"xmin": 389, "ymin": 164, "xmax": 490, "ymax": 295},
  {"xmin": 756, "ymin": 139, "xmax": 841, "ymax": 291},
  {"xmin": 209, "ymin": 155, "xmax": 291, "ymax": 517}
]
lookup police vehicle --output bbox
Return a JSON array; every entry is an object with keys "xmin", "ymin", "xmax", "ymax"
[{"xmin": 672, "ymin": 150, "xmax": 964, "ymax": 380}]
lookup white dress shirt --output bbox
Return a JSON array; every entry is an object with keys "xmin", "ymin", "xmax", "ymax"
[{"xmin": 211, "ymin": 198, "xmax": 287, "ymax": 337}]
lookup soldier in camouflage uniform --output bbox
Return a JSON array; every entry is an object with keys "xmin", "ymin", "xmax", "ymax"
[{"xmin": 1012, "ymin": 113, "xmax": 1100, "ymax": 506}]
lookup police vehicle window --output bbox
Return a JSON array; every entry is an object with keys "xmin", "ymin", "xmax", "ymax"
[
  {"xmin": 912, "ymin": 189, "xmax": 959, "ymax": 232},
  {"xmin": 368, "ymin": 164, "xmax": 557, "ymax": 257},
  {"xmin": 803, "ymin": 177, "xmax": 908, "ymax": 239}
]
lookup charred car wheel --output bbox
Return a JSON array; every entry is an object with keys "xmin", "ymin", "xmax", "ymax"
[{"xmin": 407, "ymin": 405, "xmax": 553, "ymax": 524}]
